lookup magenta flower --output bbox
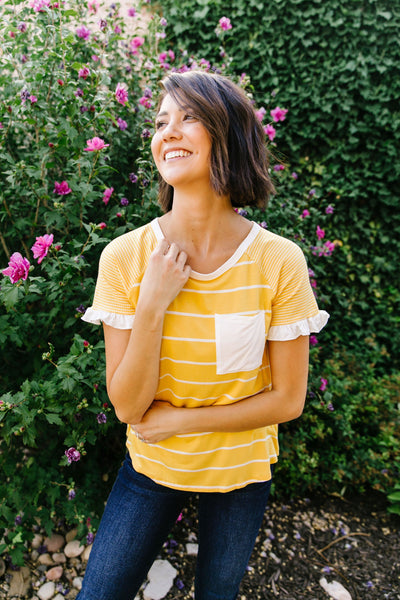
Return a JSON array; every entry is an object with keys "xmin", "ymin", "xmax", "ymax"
[
  {"xmin": 319, "ymin": 378, "xmax": 328, "ymax": 392},
  {"xmin": 310, "ymin": 335, "xmax": 318, "ymax": 346},
  {"xmin": 88, "ymin": 0, "xmax": 99, "ymax": 13},
  {"xmin": 76, "ymin": 25, "xmax": 91, "ymax": 40},
  {"xmin": 291, "ymin": 172, "xmax": 298, "ymax": 179},
  {"xmin": 65, "ymin": 447, "xmax": 81, "ymax": 464},
  {"xmin": 115, "ymin": 83, "xmax": 128, "ymax": 106},
  {"xmin": 96, "ymin": 412, "xmax": 107, "ymax": 424},
  {"xmin": 301, "ymin": 209, "xmax": 310, "ymax": 219},
  {"xmin": 270, "ymin": 106, "xmax": 288, "ymax": 122},
  {"xmin": 98, "ymin": 222, "xmax": 107, "ymax": 230},
  {"xmin": 325, "ymin": 204, "xmax": 334, "ymax": 214},
  {"xmin": 324, "ymin": 240, "xmax": 336, "ymax": 255},
  {"xmin": 84, "ymin": 137, "xmax": 109, "ymax": 151},
  {"xmin": 273, "ymin": 164, "xmax": 285, "ymax": 172},
  {"xmin": 53, "ymin": 180, "xmax": 72, "ymax": 195},
  {"xmin": 139, "ymin": 96, "xmax": 152, "ymax": 109},
  {"xmin": 219, "ymin": 17, "xmax": 232, "ymax": 31},
  {"xmin": 128, "ymin": 7, "xmax": 137, "ymax": 17},
  {"xmin": 131, "ymin": 36, "xmax": 145, "ymax": 48},
  {"xmin": 29, "ymin": 0, "xmax": 50, "ymax": 12},
  {"xmin": 78, "ymin": 67, "xmax": 90, "ymax": 79},
  {"xmin": 264, "ymin": 124, "xmax": 276, "ymax": 141},
  {"xmin": 102, "ymin": 187, "xmax": 114, "ymax": 205},
  {"xmin": 31, "ymin": 233, "xmax": 54, "ymax": 264},
  {"xmin": 2, "ymin": 252, "xmax": 30, "ymax": 283},
  {"xmin": 29, "ymin": 95, "xmax": 38, "ymax": 104},
  {"xmin": 316, "ymin": 226, "xmax": 325, "ymax": 240}
]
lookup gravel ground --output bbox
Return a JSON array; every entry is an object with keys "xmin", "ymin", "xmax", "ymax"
[{"xmin": 1, "ymin": 491, "xmax": 399, "ymax": 599}]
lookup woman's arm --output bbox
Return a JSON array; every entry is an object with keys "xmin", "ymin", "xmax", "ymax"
[
  {"xmin": 104, "ymin": 240, "xmax": 191, "ymax": 423},
  {"xmin": 132, "ymin": 336, "xmax": 310, "ymax": 443}
]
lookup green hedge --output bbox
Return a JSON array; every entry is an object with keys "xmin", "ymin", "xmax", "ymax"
[{"xmin": 160, "ymin": 0, "xmax": 400, "ymax": 372}]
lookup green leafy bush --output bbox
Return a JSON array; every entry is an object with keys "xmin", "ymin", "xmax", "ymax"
[{"xmin": 0, "ymin": 0, "xmax": 398, "ymax": 567}]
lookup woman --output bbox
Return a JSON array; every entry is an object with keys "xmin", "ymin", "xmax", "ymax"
[{"xmin": 80, "ymin": 70, "xmax": 329, "ymax": 600}]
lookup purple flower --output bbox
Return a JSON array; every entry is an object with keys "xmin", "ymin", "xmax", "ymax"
[
  {"xmin": 273, "ymin": 164, "xmax": 285, "ymax": 171},
  {"xmin": 327, "ymin": 403, "xmax": 334, "ymax": 411},
  {"xmin": 291, "ymin": 172, "xmax": 298, "ymax": 179},
  {"xmin": 31, "ymin": 234, "xmax": 54, "ymax": 264},
  {"xmin": 99, "ymin": 19, "xmax": 107, "ymax": 31},
  {"xmin": 310, "ymin": 335, "xmax": 318, "ymax": 346},
  {"xmin": 308, "ymin": 188, "xmax": 316, "ymax": 196},
  {"xmin": 68, "ymin": 489, "xmax": 76, "ymax": 500},
  {"xmin": 2, "ymin": 252, "xmax": 30, "ymax": 283},
  {"xmin": 117, "ymin": 117, "xmax": 128, "ymax": 130},
  {"xmin": 120, "ymin": 197, "xmax": 129, "ymax": 206},
  {"xmin": 76, "ymin": 305, "xmax": 86, "ymax": 314},
  {"xmin": 15, "ymin": 515, "xmax": 23, "ymax": 526},
  {"xmin": 65, "ymin": 447, "xmax": 81, "ymax": 464},
  {"xmin": 76, "ymin": 25, "xmax": 91, "ymax": 40},
  {"xmin": 141, "ymin": 128, "xmax": 151, "ymax": 139},
  {"xmin": 325, "ymin": 204, "xmax": 334, "ymax": 214},
  {"xmin": 20, "ymin": 88, "xmax": 30, "ymax": 102},
  {"xmin": 129, "ymin": 173, "xmax": 138, "ymax": 184},
  {"xmin": 237, "ymin": 208, "xmax": 247, "ymax": 216},
  {"xmin": 160, "ymin": 17, "xmax": 167, "ymax": 27},
  {"xmin": 86, "ymin": 532, "xmax": 95, "ymax": 544},
  {"xmin": 54, "ymin": 180, "xmax": 72, "ymax": 195},
  {"xmin": 175, "ymin": 578, "xmax": 185, "ymax": 590},
  {"xmin": 96, "ymin": 412, "xmax": 107, "ymax": 424},
  {"xmin": 18, "ymin": 22, "xmax": 27, "ymax": 32},
  {"xmin": 322, "ymin": 566, "xmax": 332, "ymax": 574},
  {"xmin": 74, "ymin": 88, "xmax": 84, "ymax": 97}
]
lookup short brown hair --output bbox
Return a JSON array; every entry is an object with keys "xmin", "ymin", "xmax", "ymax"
[{"xmin": 155, "ymin": 70, "xmax": 275, "ymax": 213}]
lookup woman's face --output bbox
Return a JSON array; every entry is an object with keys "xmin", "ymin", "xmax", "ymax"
[{"xmin": 151, "ymin": 93, "xmax": 212, "ymax": 189}]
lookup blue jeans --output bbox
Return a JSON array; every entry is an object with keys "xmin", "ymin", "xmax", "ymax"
[{"xmin": 77, "ymin": 453, "xmax": 272, "ymax": 600}]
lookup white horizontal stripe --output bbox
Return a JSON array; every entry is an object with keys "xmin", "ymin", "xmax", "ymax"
[
  {"xmin": 134, "ymin": 454, "xmax": 272, "ymax": 473},
  {"xmin": 156, "ymin": 385, "xmax": 270, "ymax": 404},
  {"xmin": 232, "ymin": 260, "xmax": 255, "ymax": 267},
  {"xmin": 162, "ymin": 336, "xmax": 215, "ymax": 342},
  {"xmin": 160, "ymin": 357, "xmax": 216, "ymax": 366},
  {"xmin": 158, "ymin": 370, "xmax": 266, "ymax": 386},
  {"xmin": 181, "ymin": 285, "xmax": 272, "ymax": 294},
  {"xmin": 165, "ymin": 309, "xmax": 271, "ymax": 318},
  {"xmin": 147, "ymin": 476, "xmax": 275, "ymax": 491},
  {"xmin": 146, "ymin": 436, "xmax": 273, "ymax": 456}
]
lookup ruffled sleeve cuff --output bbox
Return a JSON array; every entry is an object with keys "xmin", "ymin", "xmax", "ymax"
[
  {"xmin": 81, "ymin": 308, "xmax": 135, "ymax": 329},
  {"xmin": 267, "ymin": 310, "xmax": 329, "ymax": 341}
]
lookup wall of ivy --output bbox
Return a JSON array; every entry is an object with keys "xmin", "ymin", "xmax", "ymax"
[{"xmin": 160, "ymin": 0, "xmax": 400, "ymax": 373}]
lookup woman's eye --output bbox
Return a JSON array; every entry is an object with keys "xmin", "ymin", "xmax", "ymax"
[
  {"xmin": 184, "ymin": 114, "xmax": 196, "ymax": 121},
  {"xmin": 155, "ymin": 121, "xmax": 167, "ymax": 129}
]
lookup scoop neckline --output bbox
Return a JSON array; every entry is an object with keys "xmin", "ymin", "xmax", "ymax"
[{"xmin": 150, "ymin": 218, "xmax": 261, "ymax": 281}]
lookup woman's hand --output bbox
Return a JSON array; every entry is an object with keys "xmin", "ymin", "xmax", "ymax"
[
  {"xmin": 131, "ymin": 400, "xmax": 182, "ymax": 444},
  {"xmin": 138, "ymin": 239, "xmax": 191, "ymax": 315}
]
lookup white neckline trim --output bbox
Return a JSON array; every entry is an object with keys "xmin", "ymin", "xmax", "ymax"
[{"xmin": 150, "ymin": 218, "xmax": 261, "ymax": 281}]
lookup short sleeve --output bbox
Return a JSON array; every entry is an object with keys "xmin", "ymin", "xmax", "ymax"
[
  {"xmin": 81, "ymin": 243, "xmax": 136, "ymax": 329},
  {"xmin": 267, "ymin": 243, "xmax": 329, "ymax": 340}
]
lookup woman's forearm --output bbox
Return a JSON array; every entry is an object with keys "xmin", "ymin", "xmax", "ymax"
[{"xmin": 107, "ymin": 304, "xmax": 165, "ymax": 423}]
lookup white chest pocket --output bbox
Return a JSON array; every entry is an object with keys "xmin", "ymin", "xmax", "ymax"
[{"xmin": 215, "ymin": 312, "xmax": 266, "ymax": 375}]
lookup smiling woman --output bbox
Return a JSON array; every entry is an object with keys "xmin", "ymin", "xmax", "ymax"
[{"xmin": 79, "ymin": 70, "xmax": 329, "ymax": 600}]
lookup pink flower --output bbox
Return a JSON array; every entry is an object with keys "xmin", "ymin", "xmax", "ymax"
[
  {"xmin": 264, "ymin": 124, "xmax": 276, "ymax": 141},
  {"xmin": 29, "ymin": 95, "xmax": 38, "ymax": 104},
  {"xmin": 310, "ymin": 335, "xmax": 318, "ymax": 346},
  {"xmin": 114, "ymin": 25, "xmax": 122, "ymax": 34},
  {"xmin": 88, "ymin": 0, "xmax": 99, "ymax": 13},
  {"xmin": 325, "ymin": 204, "xmax": 334, "ymax": 214},
  {"xmin": 316, "ymin": 226, "xmax": 325, "ymax": 240},
  {"xmin": 291, "ymin": 172, "xmax": 298, "ymax": 179},
  {"xmin": 324, "ymin": 240, "xmax": 336, "ymax": 255},
  {"xmin": 130, "ymin": 36, "xmax": 145, "ymax": 51},
  {"xmin": 270, "ymin": 106, "xmax": 288, "ymax": 122},
  {"xmin": 31, "ymin": 234, "xmax": 54, "ymax": 264},
  {"xmin": 273, "ymin": 164, "xmax": 285, "ymax": 171},
  {"xmin": 102, "ymin": 187, "xmax": 114, "ymax": 205},
  {"xmin": 128, "ymin": 7, "xmax": 136, "ymax": 17},
  {"xmin": 79, "ymin": 67, "xmax": 90, "ymax": 79},
  {"xmin": 53, "ymin": 181, "xmax": 72, "ymax": 195},
  {"xmin": 91, "ymin": 54, "xmax": 99, "ymax": 62},
  {"xmin": 98, "ymin": 222, "xmax": 107, "ymax": 230},
  {"xmin": 139, "ymin": 96, "xmax": 152, "ymax": 108},
  {"xmin": 76, "ymin": 25, "xmax": 91, "ymax": 40},
  {"xmin": 219, "ymin": 17, "xmax": 232, "ymax": 31},
  {"xmin": 301, "ymin": 209, "xmax": 310, "ymax": 219},
  {"xmin": 84, "ymin": 137, "xmax": 109, "ymax": 151},
  {"xmin": 29, "ymin": 0, "xmax": 50, "ymax": 12},
  {"xmin": 319, "ymin": 378, "xmax": 328, "ymax": 392},
  {"xmin": 255, "ymin": 107, "xmax": 266, "ymax": 121},
  {"xmin": 115, "ymin": 83, "xmax": 128, "ymax": 106},
  {"xmin": 2, "ymin": 252, "xmax": 30, "ymax": 283}
]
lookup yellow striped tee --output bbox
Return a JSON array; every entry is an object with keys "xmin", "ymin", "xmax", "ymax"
[{"xmin": 83, "ymin": 219, "xmax": 329, "ymax": 492}]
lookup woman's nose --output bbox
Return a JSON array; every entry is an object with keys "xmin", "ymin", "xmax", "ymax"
[{"xmin": 162, "ymin": 120, "xmax": 182, "ymax": 140}]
